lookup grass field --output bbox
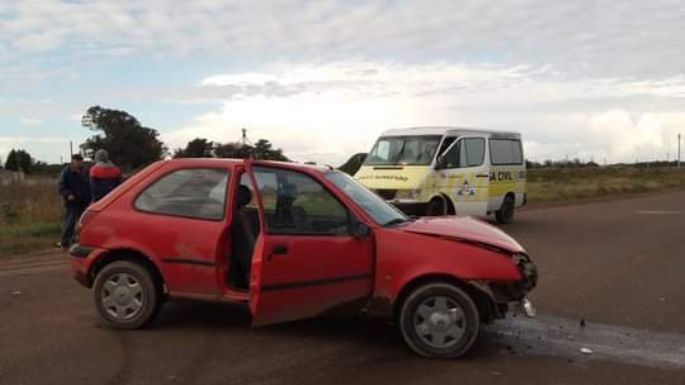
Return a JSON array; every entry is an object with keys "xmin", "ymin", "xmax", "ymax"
[
  {"xmin": 1, "ymin": 166, "xmax": 684, "ymax": 257},
  {"xmin": 526, "ymin": 166, "xmax": 685, "ymax": 204},
  {"xmin": 1, "ymin": 177, "xmax": 63, "ymax": 257}
]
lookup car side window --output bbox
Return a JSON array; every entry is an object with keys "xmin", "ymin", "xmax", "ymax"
[
  {"xmin": 443, "ymin": 138, "xmax": 486, "ymax": 169},
  {"xmin": 252, "ymin": 166, "xmax": 349, "ymax": 235},
  {"xmin": 135, "ymin": 168, "xmax": 229, "ymax": 220}
]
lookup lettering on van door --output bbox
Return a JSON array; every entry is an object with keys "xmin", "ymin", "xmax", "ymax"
[{"xmin": 490, "ymin": 171, "xmax": 514, "ymax": 182}]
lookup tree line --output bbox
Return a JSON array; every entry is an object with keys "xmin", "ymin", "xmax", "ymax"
[{"xmin": 2, "ymin": 105, "xmax": 288, "ymax": 174}]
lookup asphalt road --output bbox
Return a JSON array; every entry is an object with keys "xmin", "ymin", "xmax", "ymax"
[{"xmin": 1, "ymin": 192, "xmax": 684, "ymax": 385}]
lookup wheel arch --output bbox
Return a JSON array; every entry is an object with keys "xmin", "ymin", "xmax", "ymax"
[
  {"xmin": 393, "ymin": 273, "xmax": 498, "ymax": 322},
  {"xmin": 87, "ymin": 248, "xmax": 165, "ymax": 293},
  {"xmin": 428, "ymin": 193, "xmax": 456, "ymax": 215},
  {"xmin": 501, "ymin": 191, "xmax": 516, "ymax": 208}
]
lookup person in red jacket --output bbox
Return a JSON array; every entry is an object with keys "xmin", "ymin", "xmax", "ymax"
[{"xmin": 89, "ymin": 149, "xmax": 122, "ymax": 202}]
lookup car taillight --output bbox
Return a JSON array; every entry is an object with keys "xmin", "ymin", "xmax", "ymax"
[{"xmin": 76, "ymin": 210, "xmax": 97, "ymax": 237}]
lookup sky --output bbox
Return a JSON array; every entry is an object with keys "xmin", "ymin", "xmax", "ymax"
[{"xmin": 1, "ymin": 0, "xmax": 684, "ymax": 166}]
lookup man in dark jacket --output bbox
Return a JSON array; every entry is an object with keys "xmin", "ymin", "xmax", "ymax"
[
  {"xmin": 90, "ymin": 149, "xmax": 122, "ymax": 202},
  {"xmin": 58, "ymin": 154, "xmax": 91, "ymax": 248}
]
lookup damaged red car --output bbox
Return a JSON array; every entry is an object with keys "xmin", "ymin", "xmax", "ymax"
[{"xmin": 70, "ymin": 158, "xmax": 537, "ymax": 358}]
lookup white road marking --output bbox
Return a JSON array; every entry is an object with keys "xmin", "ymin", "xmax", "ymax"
[{"xmin": 634, "ymin": 210, "xmax": 681, "ymax": 215}]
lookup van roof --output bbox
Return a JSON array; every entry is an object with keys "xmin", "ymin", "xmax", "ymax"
[{"xmin": 380, "ymin": 126, "xmax": 521, "ymax": 139}]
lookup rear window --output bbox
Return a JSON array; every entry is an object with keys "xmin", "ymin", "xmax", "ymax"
[
  {"xmin": 135, "ymin": 168, "xmax": 229, "ymax": 220},
  {"xmin": 490, "ymin": 139, "xmax": 523, "ymax": 165}
]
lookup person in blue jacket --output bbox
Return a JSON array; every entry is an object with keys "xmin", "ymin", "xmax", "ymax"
[
  {"xmin": 58, "ymin": 154, "xmax": 91, "ymax": 248},
  {"xmin": 89, "ymin": 149, "xmax": 122, "ymax": 202}
]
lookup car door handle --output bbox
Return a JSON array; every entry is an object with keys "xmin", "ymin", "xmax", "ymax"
[{"xmin": 272, "ymin": 245, "xmax": 288, "ymax": 255}]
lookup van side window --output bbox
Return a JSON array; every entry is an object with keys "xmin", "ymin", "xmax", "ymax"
[
  {"xmin": 252, "ymin": 166, "xmax": 349, "ymax": 235},
  {"xmin": 135, "ymin": 168, "xmax": 229, "ymax": 220},
  {"xmin": 490, "ymin": 139, "xmax": 523, "ymax": 165},
  {"xmin": 443, "ymin": 138, "xmax": 486, "ymax": 169}
]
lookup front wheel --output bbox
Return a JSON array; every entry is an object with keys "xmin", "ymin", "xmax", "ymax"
[
  {"xmin": 399, "ymin": 283, "xmax": 480, "ymax": 358},
  {"xmin": 426, "ymin": 197, "xmax": 447, "ymax": 216},
  {"xmin": 495, "ymin": 195, "xmax": 515, "ymax": 224},
  {"xmin": 93, "ymin": 260, "xmax": 162, "ymax": 329}
]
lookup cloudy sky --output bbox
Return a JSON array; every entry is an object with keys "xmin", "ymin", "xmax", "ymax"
[{"xmin": 1, "ymin": 0, "xmax": 684, "ymax": 165}]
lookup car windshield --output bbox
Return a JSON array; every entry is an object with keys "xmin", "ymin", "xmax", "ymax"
[
  {"xmin": 325, "ymin": 171, "xmax": 408, "ymax": 226},
  {"xmin": 363, "ymin": 135, "xmax": 441, "ymax": 166}
]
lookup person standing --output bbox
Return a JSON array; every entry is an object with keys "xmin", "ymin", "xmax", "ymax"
[
  {"xmin": 58, "ymin": 154, "xmax": 91, "ymax": 249},
  {"xmin": 90, "ymin": 149, "xmax": 122, "ymax": 202}
]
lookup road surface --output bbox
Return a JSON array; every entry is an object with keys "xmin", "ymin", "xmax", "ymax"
[{"xmin": 1, "ymin": 192, "xmax": 684, "ymax": 384}]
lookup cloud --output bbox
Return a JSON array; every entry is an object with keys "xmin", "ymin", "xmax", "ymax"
[
  {"xmin": 161, "ymin": 62, "xmax": 685, "ymax": 165},
  {"xmin": 2, "ymin": 0, "xmax": 685, "ymax": 78},
  {"xmin": 3, "ymin": 1, "xmax": 685, "ymax": 165},
  {"xmin": 19, "ymin": 117, "xmax": 42, "ymax": 126}
]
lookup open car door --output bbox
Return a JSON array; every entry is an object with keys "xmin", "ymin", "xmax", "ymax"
[{"xmin": 246, "ymin": 163, "xmax": 374, "ymax": 326}]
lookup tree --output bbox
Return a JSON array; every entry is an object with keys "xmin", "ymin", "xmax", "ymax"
[
  {"xmin": 4, "ymin": 149, "xmax": 34, "ymax": 173},
  {"xmin": 174, "ymin": 138, "xmax": 214, "ymax": 158},
  {"xmin": 214, "ymin": 139, "xmax": 289, "ymax": 161},
  {"xmin": 81, "ymin": 106, "xmax": 166, "ymax": 171},
  {"xmin": 252, "ymin": 139, "xmax": 288, "ymax": 161}
]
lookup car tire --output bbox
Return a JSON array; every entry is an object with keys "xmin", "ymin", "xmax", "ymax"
[
  {"xmin": 426, "ymin": 197, "xmax": 446, "ymax": 216},
  {"xmin": 399, "ymin": 283, "xmax": 480, "ymax": 358},
  {"xmin": 495, "ymin": 195, "xmax": 515, "ymax": 224},
  {"xmin": 93, "ymin": 260, "xmax": 162, "ymax": 330}
]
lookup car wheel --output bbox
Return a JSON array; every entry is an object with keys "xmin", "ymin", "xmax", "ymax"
[
  {"xmin": 399, "ymin": 283, "xmax": 480, "ymax": 358},
  {"xmin": 93, "ymin": 260, "xmax": 162, "ymax": 329},
  {"xmin": 426, "ymin": 197, "xmax": 446, "ymax": 216},
  {"xmin": 495, "ymin": 195, "xmax": 515, "ymax": 224}
]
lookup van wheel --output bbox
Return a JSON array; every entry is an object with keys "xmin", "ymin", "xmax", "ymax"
[
  {"xmin": 426, "ymin": 197, "xmax": 446, "ymax": 216},
  {"xmin": 399, "ymin": 283, "xmax": 480, "ymax": 358},
  {"xmin": 93, "ymin": 260, "xmax": 162, "ymax": 329},
  {"xmin": 495, "ymin": 195, "xmax": 515, "ymax": 224}
]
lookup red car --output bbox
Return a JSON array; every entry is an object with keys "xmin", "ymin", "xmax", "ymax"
[{"xmin": 70, "ymin": 158, "xmax": 537, "ymax": 358}]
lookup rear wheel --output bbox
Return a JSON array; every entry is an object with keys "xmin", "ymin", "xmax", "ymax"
[
  {"xmin": 399, "ymin": 283, "xmax": 480, "ymax": 358},
  {"xmin": 495, "ymin": 195, "xmax": 515, "ymax": 224},
  {"xmin": 93, "ymin": 260, "xmax": 162, "ymax": 329}
]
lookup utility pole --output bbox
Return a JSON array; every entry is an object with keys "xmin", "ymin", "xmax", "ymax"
[
  {"xmin": 69, "ymin": 140, "xmax": 73, "ymax": 157},
  {"xmin": 678, "ymin": 133, "xmax": 681, "ymax": 168}
]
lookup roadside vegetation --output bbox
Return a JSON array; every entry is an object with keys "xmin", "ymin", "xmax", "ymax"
[
  {"xmin": 527, "ymin": 166, "xmax": 685, "ymax": 205},
  {"xmin": 0, "ymin": 177, "xmax": 62, "ymax": 257}
]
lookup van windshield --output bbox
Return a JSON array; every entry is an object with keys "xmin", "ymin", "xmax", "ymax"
[{"xmin": 363, "ymin": 135, "xmax": 441, "ymax": 166}]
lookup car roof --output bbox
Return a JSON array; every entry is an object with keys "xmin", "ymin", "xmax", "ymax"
[
  {"xmin": 161, "ymin": 158, "xmax": 333, "ymax": 173},
  {"xmin": 380, "ymin": 126, "xmax": 521, "ymax": 139}
]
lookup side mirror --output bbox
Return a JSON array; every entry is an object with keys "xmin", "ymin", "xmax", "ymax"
[
  {"xmin": 350, "ymin": 220, "xmax": 370, "ymax": 238},
  {"xmin": 435, "ymin": 155, "xmax": 447, "ymax": 170}
]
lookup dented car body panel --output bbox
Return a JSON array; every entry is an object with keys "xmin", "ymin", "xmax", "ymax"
[{"xmin": 71, "ymin": 158, "xmax": 536, "ymax": 330}]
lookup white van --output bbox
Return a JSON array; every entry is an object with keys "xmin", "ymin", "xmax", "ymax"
[{"xmin": 354, "ymin": 127, "xmax": 526, "ymax": 223}]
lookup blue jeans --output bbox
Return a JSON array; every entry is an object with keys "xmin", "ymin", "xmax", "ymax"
[{"xmin": 60, "ymin": 204, "xmax": 86, "ymax": 247}]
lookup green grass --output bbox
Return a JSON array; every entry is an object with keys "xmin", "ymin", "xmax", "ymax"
[
  {"xmin": 1, "ymin": 177, "xmax": 63, "ymax": 257},
  {"xmin": 0, "ymin": 222, "xmax": 62, "ymax": 257},
  {"xmin": 527, "ymin": 166, "xmax": 685, "ymax": 204}
]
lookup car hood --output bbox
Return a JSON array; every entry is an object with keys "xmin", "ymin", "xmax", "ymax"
[{"xmin": 399, "ymin": 216, "xmax": 525, "ymax": 254}]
